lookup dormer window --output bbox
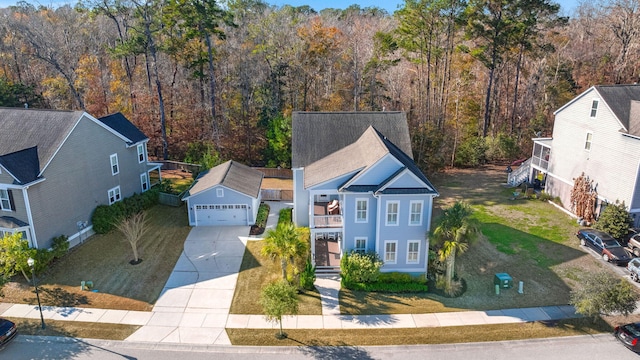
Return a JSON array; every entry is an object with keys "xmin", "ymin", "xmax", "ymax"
[{"xmin": 590, "ymin": 99, "xmax": 599, "ymax": 118}]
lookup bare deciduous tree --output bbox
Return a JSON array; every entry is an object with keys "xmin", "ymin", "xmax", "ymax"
[{"xmin": 115, "ymin": 211, "xmax": 148, "ymax": 264}]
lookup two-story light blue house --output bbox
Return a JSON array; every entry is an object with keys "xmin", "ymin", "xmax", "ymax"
[{"xmin": 292, "ymin": 112, "xmax": 438, "ymax": 274}]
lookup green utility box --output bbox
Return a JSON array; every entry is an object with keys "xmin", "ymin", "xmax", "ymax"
[{"xmin": 494, "ymin": 273, "xmax": 513, "ymax": 288}]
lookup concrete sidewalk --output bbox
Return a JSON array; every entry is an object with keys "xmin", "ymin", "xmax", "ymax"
[{"xmin": 0, "ymin": 201, "xmax": 584, "ymax": 345}]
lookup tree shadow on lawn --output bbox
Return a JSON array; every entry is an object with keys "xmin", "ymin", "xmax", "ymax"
[{"xmin": 39, "ymin": 287, "xmax": 90, "ymax": 307}]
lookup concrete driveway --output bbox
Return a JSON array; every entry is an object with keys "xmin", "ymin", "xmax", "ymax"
[{"xmin": 125, "ymin": 225, "xmax": 251, "ymax": 345}]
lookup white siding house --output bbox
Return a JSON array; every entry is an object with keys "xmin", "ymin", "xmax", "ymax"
[{"xmin": 525, "ymin": 85, "xmax": 640, "ymax": 227}]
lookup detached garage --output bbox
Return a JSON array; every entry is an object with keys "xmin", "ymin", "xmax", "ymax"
[{"xmin": 183, "ymin": 161, "xmax": 263, "ymax": 226}]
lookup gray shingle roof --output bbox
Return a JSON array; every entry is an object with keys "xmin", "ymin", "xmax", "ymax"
[
  {"xmin": 292, "ymin": 112, "xmax": 412, "ymax": 168},
  {"xmin": 0, "ymin": 147, "xmax": 39, "ymax": 184},
  {"xmin": 0, "ymin": 108, "xmax": 84, "ymax": 183},
  {"xmin": 304, "ymin": 125, "xmax": 438, "ymax": 195},
  {"xmin": 98, "ymin": 112, "xmax": 148, "ymax": 145},
  {"xmin": 0, "ymin": 216, "xmax": 29, "ymax": 228},
  {"xmin": 304, "ymin": 126, "xmax": 388, "ymax": 188},
  {"xmin": 595, "ymin": 84, "xmax": 640, "ymax": 136},
  {"xmin": 183, "ymin": 160, "xmax": 264, "ymax": 199}
]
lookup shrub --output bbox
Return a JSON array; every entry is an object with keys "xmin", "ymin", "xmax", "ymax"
[
  {"xmin": 594, "ymin": 200, "xmax": 632, "ymax": 239},
  {"xmin": 341, "ymin": 251, "xmax": 383, "ymax": 286},
  {"xmin": 299, "ymin": 259, "xmax": 316, "ymax": 291},
  {"xmin": 538, "ymin": 191, "xmax": 553, "ymax": 202},
  {"xmin": 34, "ymin": 248, "xmax": 54, "ymax": 273},
  {"xmin": 255, "ymin": 203, "xmax": 270, "ymax": 228},
  {"xmin": 350, "ymin": 281, "xmax": 428, "ymax": 293},
  {"xmin": 91, "ymin": 190, "xmax": 159, "ymax": 234},
  {"xmin": 278, "ymin": 208, "xmax": 292, "ymax": 224},
  {"xmin": 50, "ymin": 235, "xmax": 69, "ymax": 259},
  {"xmin": 454, "ymin": 136, "xmax": 487, "ymax": 167}
]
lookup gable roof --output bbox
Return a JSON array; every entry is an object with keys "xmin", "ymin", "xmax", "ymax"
[
  {"xmin": 0, "ymin": 147, "xmax": 40, "ymax": 184},
  {"xmin": 97, "ymin": 112, "xmax": 148, "ymax": 145},
  {"xmin": 183, "ymin": 160, "xmax": 264, "ymax": 199},
  {"xmin": 0, "ymin": 108, "xmax": 84, "ymax": 184},
  {"xmin": 594, "ymin": 84, "xmax": 640, "ymax": 136},
  {"xmin": 555, "ymin": 85, "xmax": 640, "ymax": 137},
  {"xmin": 305, "ymin": 125, "xmax": 438, "ymax": 195},
  {"xmin": 292, "ymin": 112, "xmax": 413, "ymax": 168}
]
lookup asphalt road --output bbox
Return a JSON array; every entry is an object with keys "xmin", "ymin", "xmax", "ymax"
[{"xmin": 3, "ymin": 334, "xmax": 639, "ymax": 360}]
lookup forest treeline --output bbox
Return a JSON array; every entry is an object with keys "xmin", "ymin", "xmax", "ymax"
[{"xmin": 0, "ymin": 0, "xmax": 637, "ymax": 174}]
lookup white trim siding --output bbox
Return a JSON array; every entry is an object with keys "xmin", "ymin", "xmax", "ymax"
[
  {"xmin": 355, "ymin": 198, "xmax": 368, "ymax": 223},
  {"xmin": 386, "ymin": 201, "xmax": 399, "ymax": 226},
  {"xmin": 407, "ymin": 240, "xmax": 420, "ymax": 264},
  {"xmin": 409, "ymin": 200, "xmax": 423, "ymax": 226},
  {"xmin": 108, "ymin": 186, "xmax": 121, "ymax": 205},
  {"xmin": 110, "ymin": 153, "xmax": 119, "ymax": 175}
]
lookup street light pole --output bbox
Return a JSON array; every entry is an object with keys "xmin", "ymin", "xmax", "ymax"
[{"xmin": 26, "ymin": 257, "xmax": 45, "ymax": 329}]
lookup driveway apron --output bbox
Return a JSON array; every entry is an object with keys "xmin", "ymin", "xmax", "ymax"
[{"xmin": 125, "ymin": 225, "xmax": 251, "ymax": 345}]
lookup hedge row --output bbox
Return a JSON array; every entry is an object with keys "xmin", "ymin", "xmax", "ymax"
[{"xmin": 91, "ymin": 187, "xmax": 160, "ymax": 234}]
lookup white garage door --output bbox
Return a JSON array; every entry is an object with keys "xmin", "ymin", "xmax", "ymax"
[{"xmin": 194, "ymin": 204, "xmax": 248, "ymax": 226}]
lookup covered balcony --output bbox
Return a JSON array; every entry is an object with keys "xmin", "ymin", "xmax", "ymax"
[{"xmin": 312, "ymin": 194, "xmax": 343, "ymax": 228}]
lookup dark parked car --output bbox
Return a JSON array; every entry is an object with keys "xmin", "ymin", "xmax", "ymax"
[
  {"xmin": 576, "ymin": 229, "xmax": 631, "ymax": 265},
  {"xmin": 0, "ymin": 318, "xmax": 17, "ymax": 348},
  {"xmin": 615, "ymin": 322, "xmax": 640, "ymax": 352}
]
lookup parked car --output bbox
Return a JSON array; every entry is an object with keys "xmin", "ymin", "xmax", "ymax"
[
  {"xmin": 615, "ymin": 322, "xmax": 640, "ymax": 352},
  {"xmin": 628, "ymin": 258, "xmax": 640, "ymax": 282},
  {"xmin": 619, "ymin": 228, "xmax": 640, "ymax": 247},
  {"xmin": 626, "ymin": 231, "xmax": 640, "ymax": 257},
  {"xmin": 576, "ymin": 229, "xmax": 632, "ymax": 265},
  {"xmin": 0, "ymin": 318, "xmax": 17, "ymax": 348}
]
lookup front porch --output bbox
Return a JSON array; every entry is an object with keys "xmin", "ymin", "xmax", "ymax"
[{"xmin": 313, "ymin": 231, "xmax": 342, "ymax": 273}]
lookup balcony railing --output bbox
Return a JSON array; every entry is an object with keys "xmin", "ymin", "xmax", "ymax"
[{"xmin": 313, "ymin": 215, "xmax": 343, "ymax": 228}]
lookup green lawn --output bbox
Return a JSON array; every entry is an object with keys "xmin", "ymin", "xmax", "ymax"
[{"xmin": 340, "ymin": 166, "xmax": 593, "ymax": 314}]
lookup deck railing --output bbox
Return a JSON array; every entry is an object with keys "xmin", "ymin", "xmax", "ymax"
[{"xmin": 313, "ymin": 215, "xmax": 343, "ymax": 228}]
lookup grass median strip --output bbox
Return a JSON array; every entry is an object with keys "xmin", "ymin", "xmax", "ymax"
[
  {"xmin": 7, "ymin": 317, "xmax": 140, "ymax": 341},
  {"xmin": 226, "ymin": 318, "xmax": 611, "ymax": 346}
]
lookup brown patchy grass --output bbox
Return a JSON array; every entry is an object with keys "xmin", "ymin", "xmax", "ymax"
[
  {"xmin": 230, "ymin": 240, "xmax": 322, "ymax": 315},
  {"xmin": 227, "ymin": 318, "xmax": 610, "ymax": 346},
  {"xmin": 261, "ymin": 178, "xmax": 293, "ymax": 190},
  {"xmin": 6, "ymin": 317, "xmax": 139, "ymax": 340},
  {"xmin": 2, "ymin": 204, "xmax": 191, "ymax": 311}
]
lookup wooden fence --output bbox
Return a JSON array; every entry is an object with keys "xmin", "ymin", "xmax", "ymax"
[
  {"xmin": 159, "ymin": 192, "xmax": 183, "ymax": 207},
  {"xmin": 261, "ymin": 189, "xmax": 293, "ymax": 201}
]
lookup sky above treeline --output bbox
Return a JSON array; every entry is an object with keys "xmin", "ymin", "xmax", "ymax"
[{"xmin": 0, "ymin": 0, "xmax": 580, "ymax": 16}]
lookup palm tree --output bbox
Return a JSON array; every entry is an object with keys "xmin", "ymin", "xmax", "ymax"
[
  {"xmin": 431, "ymin": 201, "xmax": 479, "ymax": 291},
  {"xmin": 261, "ymin": 222, "xmax": 309, "ymax": 281}
]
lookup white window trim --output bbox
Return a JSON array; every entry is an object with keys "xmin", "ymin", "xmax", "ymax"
[
  {"xmin": 0, "ymin": 189, "xmax": 10, "ymax": 211},
  {"xmin": 110, "ymin": 154, "xmax": 119, "ymax": 175},
  {"xmin": 137, "ymin": 144, "xmax": 145, "ymax": 163},
  {"xmin": 406, "ymin": 240, "xmax": 420, "ymax": 264},
  {"xmin": 386, "ymin": 201, "xmax": 400, "ymax": 226},
  {"xmin": 355, "ymin": 198, "xmax": 368, "ymax": 223},
  {"xmin": 354, "ymin": 236, "xmax": 367, "ymax": 253},
  {"xmin": 590, "ymin": 99, "xmax": 599, "ymax": 118},
  {"xmin": 140, "ymin": 173, "xmax": 149, "ymax": 192},
  {"xmin": 409, "ymin": 200, "xmax": 423, "ymax": 226},
  {"xmin": 216, "ymin": 188, "xmax": 224, "ymax": 197},
  {"xmin": 108, "ymin": 186, "xmax": 121, "ymax": 205},
  {"xmin": 584, "ymin": 132, "xmax": 593, "ymax": 151},
  {"xmin": 384, "ymin": 240, "xmax": 398, "ymax": 264}
]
